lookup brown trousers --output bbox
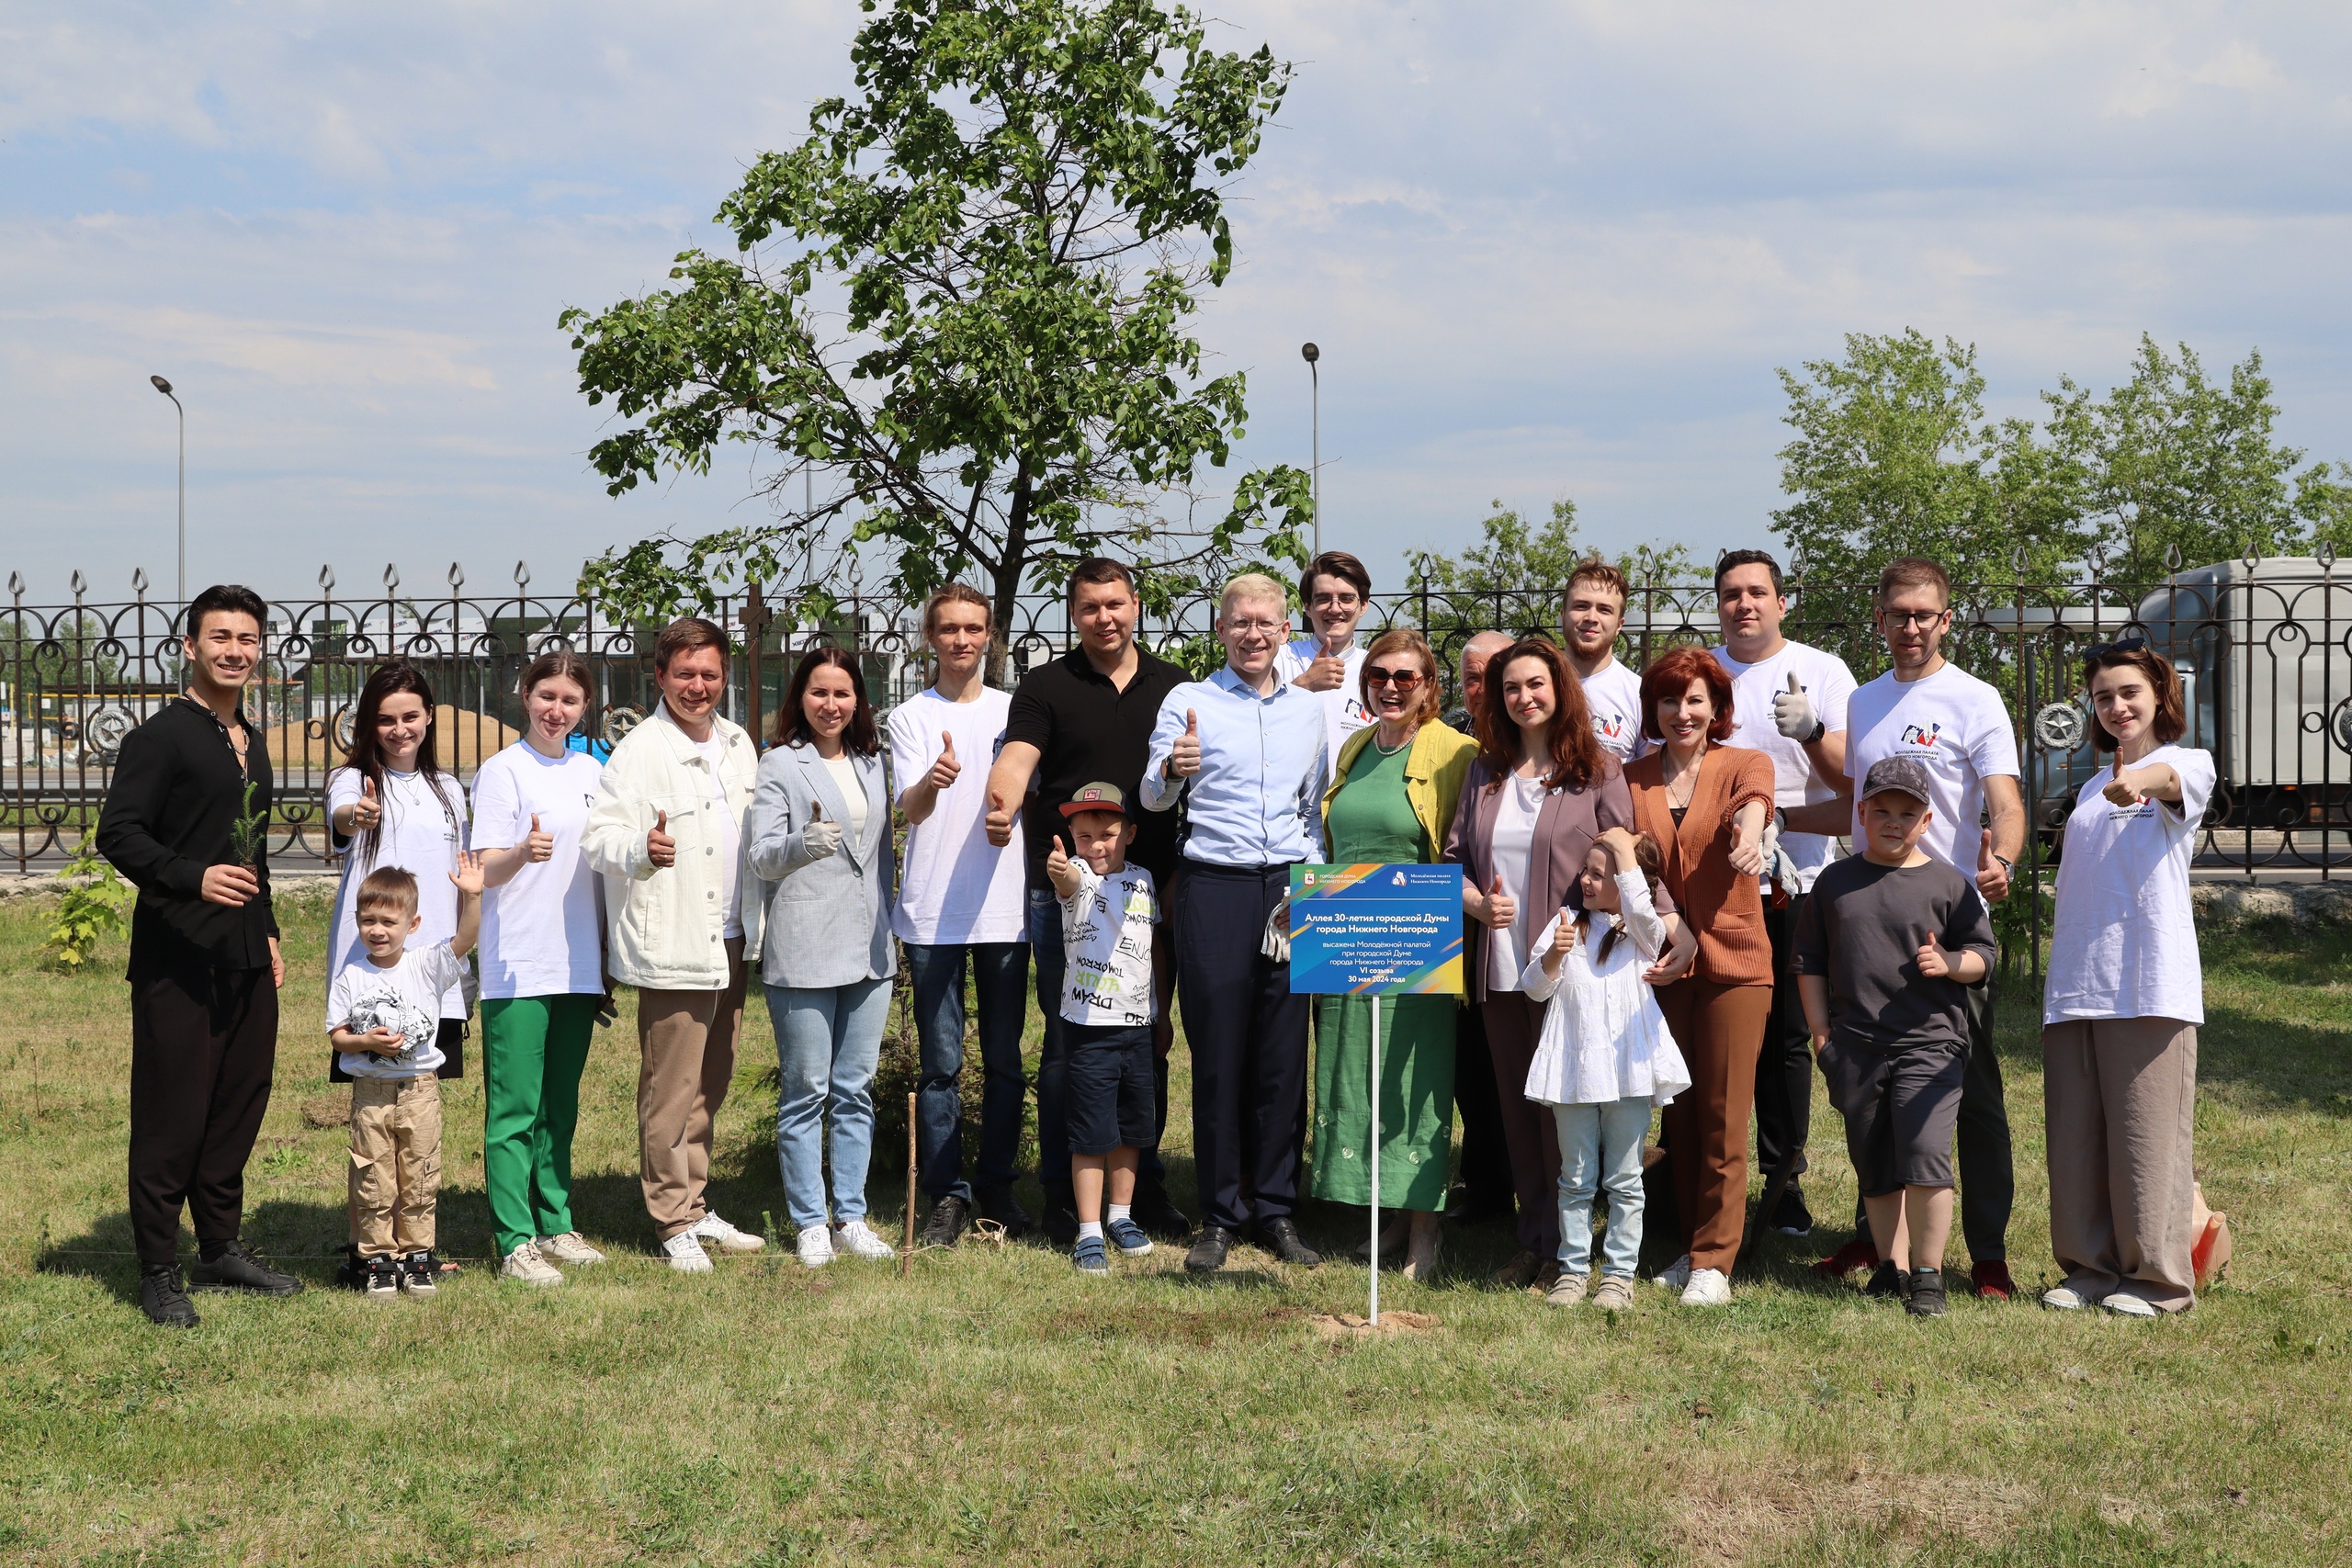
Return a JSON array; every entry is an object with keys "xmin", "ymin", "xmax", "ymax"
[
  {"xmin": 1655, "ymin": 979, "xmax": 1771, "ymax": 1273},
  {"xmin": 2042, "ymin": 1016, "xmax": 2199, "ymax": 1313},
  {"xmin": 637, "ymin": 938, "xmax": 748, "ymax": 1241},
  {"xmin": 1479, "ymin": 991, "xmax": 1559, "ymax": 1259},
  {"xmin": 348, "ymin": 1076, "xmax": 443, "ymax": 1257}
]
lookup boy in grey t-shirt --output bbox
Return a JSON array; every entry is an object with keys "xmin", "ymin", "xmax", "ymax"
[{"xmin": 1794, "ymin": 756, "xmax": 1996, "ymax": 1318}]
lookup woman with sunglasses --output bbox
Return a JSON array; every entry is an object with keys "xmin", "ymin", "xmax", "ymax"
[{"xmin": 1308, "ymin": 629, "xmax": 1476, "ymax": 1280}]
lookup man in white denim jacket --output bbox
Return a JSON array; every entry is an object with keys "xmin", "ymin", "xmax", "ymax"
[{"xmin": 582, "ymin": 617, "xmax": 767, "ymax": 1272}]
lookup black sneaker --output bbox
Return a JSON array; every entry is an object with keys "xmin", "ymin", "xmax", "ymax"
[
  {"xmin": 1905, "ymin": 1267, "xmax": 1949, "ymax": 1317},
  {"xmin": 1250, "ymin": 1216, "xmax": 1322, "ymax": 1269},
  {"xmin": 333, "ymin": 1245, "xmax": 366, "ymax": 1292},
  {"xmin": 1863, "ymin": 1260, "xmax": 1912, "ymax": 1300},
  {"xmin": 1770, "ymin": 1186, "xmax": 1815, "ymax": 1238},
  {"xmin": 189, "ymin": 1239, "xmax": 302, "ymax": 1296},
  {"xmin": 921, "ymin": 1195, "xmax": 971, "ymax": 1249},
  {"xmin": 1185, "ymin": 1224, "xmax": 1235, "ymax": 1273},
  {"xmin": 362, "ymin": 1255, "xmax": 402, "ymax": 1300},
  {"xmin": 1042, "ymin": 1200, "xmax": 1080, "ymax": 1249},
  {"xmin": 1128, "ymin": 1187, "xmax": 1193, "ymax": 1242},
  {"xmin": 139, "ymin": 1263, "xmax": 199, "ymax": 1328},
  {"xmin": 975, "ymin": 1185, "xmax": 1032, "ymax": 1240},
  {"xmin": 401, "ymin": 1251, "xmax": 440, "ymax": 1296}
]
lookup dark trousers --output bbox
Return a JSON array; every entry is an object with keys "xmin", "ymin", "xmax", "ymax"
[
  {"xmin": 1849, "ymin": 978, "xmax": 2013, "ymax": 1261},
  {"xmin": 1756, "ymin": 900, "xmax": 1815, "ymax": 1190},
  {"xmin": 1172, "ymin": 862, "xmax": 1309, "ymax": 1233},
  {"xmin": 1030, "ymin": 889, "xmax": 1168, "ymax": 1205},
  {"xmin": 1451, "ymin": 998, "xmax": 1514, "ymax": 1212},
  {"xmin": 905, "ymin": 941, "xmax": 1031, "ymax": 1204},
  {"xmin": 1479, "ymin": 991, "xmax": 1560, "ymax": 1259},
  {"xmin": 128, "ymin": 962, "xmax": 278, "ymax": 1265}
]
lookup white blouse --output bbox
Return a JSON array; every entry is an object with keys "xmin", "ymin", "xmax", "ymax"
[
  {"xmin": 1485, "ymin": 773, "xmax": 1546, "ymax": 992},
  {"xmin": 1520, "ymin": 871, "xmax": 1692, "ymax": 1108}
]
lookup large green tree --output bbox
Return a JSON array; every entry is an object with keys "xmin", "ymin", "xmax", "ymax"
[{"xmin": 562, "ymin": 0, "xmax": 1311, "ymax": 654}]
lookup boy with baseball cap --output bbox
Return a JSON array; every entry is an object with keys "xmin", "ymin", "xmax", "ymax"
[
  {"xmin": 1793, "ymin": 756, "xmax": 1996, "ymax": 1316},
  {"xmin": 1043, "ymin": 783, "xmax": 1160, "ymax": 1276}
]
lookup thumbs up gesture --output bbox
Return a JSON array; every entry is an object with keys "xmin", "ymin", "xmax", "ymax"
[
  {"xmin": 647, "ymin": 807, "xmax": 676, "ymax": 869},
  {"xmin": 1165, "ymin": 708, "xmax": 1202, "ymax": 780},
  {"xmin": 928, "ymin": 731, "xmax": 961, "ymax": 793},
  {"xmin": 2101, "ymin": 754, "xmax": 2146, "ymax": 809},
  {"xmin": 525, "ymin": 812, "xmax": 554, "ymax": 863},
  {"xmin": 802, "ymin": 795, "xmax": 843, "ymax": 859},
  {"xmin": 1916, "ymin": 931, "xmax": 1953, "ymax": 979},
  {"xmin": 1044, "ymin": 831, "xmax": 1080, "ymax": 897},
  {"xmin": 1771, "ymin": 671, "xmax": 1818, "ymax": 741},
  {"xmin": 346, "ymin": 774, "xmax": 381, "ymax": 832},
  {"xmin": 1479, "ymin": 872, "xmax": 1516, "ymax": 931},
  {"xmin": 984, "ymin": 787, "xmax": 1014, "ymax": 847},
  {"xmin": 1975, "ymin": 826, "xmax": 2011, "ymax": 903}
]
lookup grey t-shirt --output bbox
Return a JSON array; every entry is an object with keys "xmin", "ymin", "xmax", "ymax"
[{"xmin": 1792, "ymin": 855, "xmax": 1996, "ymax": 1053}]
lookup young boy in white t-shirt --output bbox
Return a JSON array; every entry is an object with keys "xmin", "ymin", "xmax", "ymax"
[
  {"xmin": 1043, "ymin": 782, "xmax": 1160, "ymax": 1277},
  {"xmin": 329, "ymin": 855, "xmax": 484, "ymax": 1299}
]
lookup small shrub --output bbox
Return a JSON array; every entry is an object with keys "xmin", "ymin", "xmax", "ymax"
[{"xmin": 41, "ymin": 838, "xmax": 130, "ymax": 974}]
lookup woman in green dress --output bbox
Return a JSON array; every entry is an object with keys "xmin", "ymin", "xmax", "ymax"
[{"xmin": 1311, "ymin": 628, "xmax": 1479, "ymax": 1278}]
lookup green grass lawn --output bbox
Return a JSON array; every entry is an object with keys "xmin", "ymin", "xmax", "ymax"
[{"xmin": 3, "ymin": 893, "xmax": 2348, "ymax": 1565}]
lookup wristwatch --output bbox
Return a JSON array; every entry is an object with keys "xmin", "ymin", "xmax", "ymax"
[
  {"xmin": 1802, "ymin": 718, "xmax": 1826, "ymax": 745},
  {"xmin": 1993, "ymin": 853, "xmax": 2014, "ymax": 875}
]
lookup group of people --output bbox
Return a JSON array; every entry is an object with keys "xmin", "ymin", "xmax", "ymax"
[{"xmin": 96, "ymin": 550, "xmax": 2213, "ymax": 1327}]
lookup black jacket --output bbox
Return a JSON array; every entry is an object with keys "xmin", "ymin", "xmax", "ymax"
[{"xmin": 96, "ymin": 696, "xmax": 279, "ymax": 978}]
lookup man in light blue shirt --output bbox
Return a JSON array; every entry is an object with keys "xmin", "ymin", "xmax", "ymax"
[{"xmin": 1143, "ymin": 573, "xmax": 1329, "ymax": 1272}]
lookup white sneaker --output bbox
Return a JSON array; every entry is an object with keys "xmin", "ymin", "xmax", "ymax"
[
  {"xmin": 2041, "ymin": 1285, "xmax": 2093, "ymax": 1312},
  {"xmin": 689, "ymin": 1211, "xmax": 765, "ymax": 1254},
  {"xmin": 1679, "ymin": 1267, "xmax": 1732, "ymax": 1307},
  {"xmin": 1654, "ymin": 1254, "xmax": 1693, "ymax": 1292},
  {"xmin": 537, "ymin": 1231, "xmax": 605, "ymax": 1266},
  {"xmin": 2102, "ymin": 1292, "xmax": 2159, "ymax": 1318},
  {"xmin": 796, "ymin": 1226, "xmax": 835, "ymax": 1269},
  {"xmin": 500, "ymin": 1241, "xmax": 563, "ymax": 1288},
  {"xmin": 661, "ymin": 1233, "xmax": 714, "ymax": 1273},
  {"xmin": 833, "ymin": 1218, "xmax": 897, "ymax": 1260}
]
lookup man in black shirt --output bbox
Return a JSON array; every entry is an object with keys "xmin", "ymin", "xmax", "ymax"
[
  {"xmin": 987, "ymin": 558, "xmax": 1192, "ymax": 1244},
  {"xmin": 96, "ymin": 584, "xmax": 300, "ymax": 1325}
]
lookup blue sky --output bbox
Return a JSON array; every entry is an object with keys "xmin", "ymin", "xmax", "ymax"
[{"xmin": 5, "ymin": 1, "xmax": 2350, "ymax": 606}]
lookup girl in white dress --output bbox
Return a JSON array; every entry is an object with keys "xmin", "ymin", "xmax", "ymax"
[{"xmin": 1521, "ymin": 826, "xmax": 1693, "ymax": 1309}]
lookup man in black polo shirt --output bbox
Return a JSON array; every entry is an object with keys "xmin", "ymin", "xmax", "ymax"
[
  {"xmin": 986, "ymin": 557, "xmax": 1193, "ymax": 1245},
  {"xmin": 96, "ymin": 583, "xmax": 300, "ymax": 1326}
]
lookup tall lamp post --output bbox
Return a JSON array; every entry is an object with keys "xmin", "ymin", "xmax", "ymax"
[
  {"xmin": 1299, "ymin": 343, "xmax": 1320, "ymax": 558},
  {"xmin": 150, "ymin": 375, "xmax": 185, "ymax": 605}
]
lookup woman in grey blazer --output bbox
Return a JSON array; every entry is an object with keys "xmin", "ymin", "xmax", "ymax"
[{"xmin": 748, "ymin": 648, "xmax": 899, "ymax": 1269}]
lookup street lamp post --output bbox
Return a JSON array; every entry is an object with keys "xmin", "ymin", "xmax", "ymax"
[
  {"xmin": 1300, "ymin": 343, "xmax": 1320, "ymax": 558},
  {"xmin": 150, "ymin": 375, "xmax": 184, "ymax": 605}
]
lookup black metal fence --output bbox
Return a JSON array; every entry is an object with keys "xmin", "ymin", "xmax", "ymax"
[{"xmin": 11, "ymin": 551, "xmax": 2351, "ymax": 908}]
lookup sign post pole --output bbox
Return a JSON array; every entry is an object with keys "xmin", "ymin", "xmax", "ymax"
[{"xmin": 1368, "ymin": 999, "xmax": 1380, "ymax": 1326}]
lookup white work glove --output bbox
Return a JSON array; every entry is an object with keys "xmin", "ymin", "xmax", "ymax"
[
  {"xmin": 1771, "ymin": 671, "xmax": 1818, "ymax": 740},
  {"xmin": 802, "ymin": 798, "xmax": 843, "ymax": 859}
]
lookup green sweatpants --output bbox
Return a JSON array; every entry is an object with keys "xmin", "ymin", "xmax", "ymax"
[{"xmin": 481, "ymin": 993, "xmax": 599, "ymax": 1259}]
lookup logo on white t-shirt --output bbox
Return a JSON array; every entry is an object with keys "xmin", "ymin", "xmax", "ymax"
[{"xmin": 1899, "ymin": 722, "xmax": 1944, "ymax": 750}]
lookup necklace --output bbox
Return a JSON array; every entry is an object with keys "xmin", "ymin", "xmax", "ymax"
[
  {"xmin": 1373, "ymin": 728, "xmax": 1413, "ymax": 757},
  {"xmin": 1663, "ymin": 749, "xmax": 1703, "ymax": 811}
]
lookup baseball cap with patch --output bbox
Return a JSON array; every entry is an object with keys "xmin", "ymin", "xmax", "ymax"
[
  {"xmin": 1860, "ymin": 755, "xmax": 1932, "ymax": 807},
  {"xmin": 1059, "ymin": 781, "xmax": 1130, "ymax": 818}
]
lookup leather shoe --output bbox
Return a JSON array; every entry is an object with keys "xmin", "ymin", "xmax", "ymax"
[
  {"xmin": 189, "ymin": 1239, "xmax": 300, "ymax": 1295},
  {"xmin": 1250, "ymin": 1216, "xmax": 1321, "ymax": 1268},
  {"xmin": 1185, "ymin": 1224, "xmax": 1235, "ymax": 1272},
  {"xmin": 920, "ymin": 1195, "xmax": 970, "ymax": 1249},
  {"xmin": 1488, "ymin": 1248, "xmax": 1544, "ymax": 1291},
  {"xmin": 976, "ymin": 1185, "xmax": 1032, "ymax": 1240},
  {"xmin": 1129, "ymin": 1187, "xmax": 1193, "ymax": 1241},
  {"xmin": 1971, "ymin": 1258, "xmax": 2017, "ymax": 1302},
  {"xmin": 139, "ymin": 1263, "xmax": 199, "ymax": 1328}
]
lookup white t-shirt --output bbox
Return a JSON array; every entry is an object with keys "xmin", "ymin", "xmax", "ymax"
[
  {"xmin": 1274, "ymin": 636, "xmax": 1372, "ymax": 765},
  {"xmin": 1713, "ymin": 639, "xmax": 1857, "ymax": 892},
  {"xmin": 1058, "ymin": 862, "xmax": 1159, "ymax": 1027},
  {"xmin": 326, "ymin": 767, "xmax": 470, "ymax": 1021},
  {"xmin": 329, "ymin": 942, "xmax": 466, "ymax": 1079},
  {"xmin": 1486, "ymin": 773, "xmax": 1546, "ymax": 993},
  {"xmin": 469, "ymin": 741, "xmax": 605, "ymax": 998},
  {"xmin": 1579, "ymin": 658, "xmax": 1650, "ymax": 764},
  {"xmin": 887, "ymin": 686, "xmax": 1027, "ymax": 945},
  {"xmin": 2044, "ymin": 746, "xmax": 2214, "ymax": 1025},
  {"xmin": 820, "ymin": 752, "xmax": 868, "ymax": 839},
  {"xmin": 1845, "ymin": 662, "xmax": 2020, "ymax": 879},
  {"xmin": 695, "ymin": 734, "xmax": 743, "ymax": 940}
]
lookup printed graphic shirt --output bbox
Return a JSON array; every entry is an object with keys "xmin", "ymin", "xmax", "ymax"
[
  {"xmin": 1274, "ymin": 636, "xmax": 1373, "ymax": 766},
  {"xmin": 1579, "ymin": 657, "xmax": 1650, "ymax": 764},
  {"xmin": 2044, "ymin": 745, "xmax": 2215, "ymax": 1025},
  {"xmin": 328, "ymin": 942, "xmax": 465, "ymax": 1079},
  {"xmin": 1057, "ymin": 862, "xmax": 1159, "ymax": 1027},
  {"xmin": 1844, "ymin": 661, "xmax": 2019, "ymax": 885}
]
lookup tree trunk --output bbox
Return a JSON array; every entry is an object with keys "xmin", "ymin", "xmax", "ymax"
[{"xmin": 987, "ymin": 460, "xmax": 1035, "ymax": 689}]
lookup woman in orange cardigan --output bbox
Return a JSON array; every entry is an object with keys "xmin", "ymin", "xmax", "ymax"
[{"xmin": 1626, "ymin": 645, "xmax": 1774, "ymax": 1307}]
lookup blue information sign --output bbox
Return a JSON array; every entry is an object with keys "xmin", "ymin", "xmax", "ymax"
[{"xmin": 1287, "ymin": 863, "xmax": 1464, "ymax": 996}]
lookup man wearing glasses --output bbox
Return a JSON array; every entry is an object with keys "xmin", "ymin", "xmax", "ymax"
[
  {"xmin": 1144, "ymin": 573, "xmax": 1329, "ymax": 1273},
  {"xmin": 1809, "ymin": 555, "xmax": 2027, "ymax": 1302},
  {"xmin": 1274, "ymin": 549, "xmax": 1377, "ymax": 764}
]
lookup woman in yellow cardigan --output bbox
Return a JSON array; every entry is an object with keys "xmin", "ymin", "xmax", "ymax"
[{"xmin": 1309, "ymin": 628, "xmax": 1479, "ymax": 1279}]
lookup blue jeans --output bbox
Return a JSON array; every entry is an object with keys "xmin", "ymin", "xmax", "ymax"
[
  {"xmin": 766, "ymin": 977, "xmax": 890, "ymax": 1233},
  {"xmin": 903, "ymin": 941, "xmax": 1031, "ymax": 1202},
  {"xmin": 1029, "ymin": 888, "xmax": 1167, "ymax": 1202},
  {"xmin": 1553, "ymin": 1096, "xmax": 1651, "ymax": 1278}
]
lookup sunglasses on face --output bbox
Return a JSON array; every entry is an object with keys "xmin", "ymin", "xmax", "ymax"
[{"xmin": 1364, "ymin": 666, "xmax": 1425, "ymax": 690}]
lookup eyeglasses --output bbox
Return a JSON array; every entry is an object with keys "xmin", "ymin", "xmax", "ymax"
[
  {"xmin": 2083, "ymin": 635, "xmax": 2148, "ymax": 660},
  {"xmin": 1364, "ymin": 667, "xmax": 1425, "ymax": 690},
  {"xmin": 1223, "ymin": 618, "xmax": 1285, "ymax": 636},
  {"xmin": 1876, "ymin": 608, "xmax": 1951, "ymax": 630}
]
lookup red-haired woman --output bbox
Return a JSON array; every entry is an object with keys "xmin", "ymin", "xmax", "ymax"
[
  {"xmin": 1626, "ymin": 645, "xmax": 1774, "ymax": 1307},
  {"xmin": 1445, "ymin": 637, "xmax": 1667, "ymax": 1291},
  {"xmin": 2040, "ymin": 641, "xmax": 2212, "ymax": 1317}
]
